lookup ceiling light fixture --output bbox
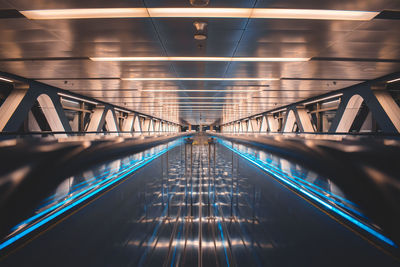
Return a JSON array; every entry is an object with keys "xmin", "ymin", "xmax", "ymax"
[
  {"xmin": 114, "ymin": 107, "xmax": 131, "ymax": 113},
  {"xmin": 141, "ymin": 89, "xmax": 258, "ymax": 92},
  {"xmin": 58, "ymin": 93, "xmax": 98, "ymax": 105},
  {"xmin": 155, "ymin": 97, "xmax": 247, "ymax": 99},
  {"xmin": 303, "ymin": 93, "xmax": 343, "ymax": 105},
  {"xmin": 0, "ymin": 77, "xmax": 13, "ymax": 83},
  {"xmin": 21, "ymin": 8, "xmax": 149, "ymax": 19},
  {"xmin": 387, "ymin": 77, "xmax": 400, "ymax": 83},
  {"xmin": 121, "ymin": 77, "xmax": 279, "ymax": 81},
  {"xmin": 156, "ymin": 102, "xmax": 241, "ymax": 104},
  {"xmin": 21, "ymin": 8, "xmax": 379, "ymax": 21},
  {"xmin": 91, "ymin": 56, "xmax": 309, "ymax": 62}
]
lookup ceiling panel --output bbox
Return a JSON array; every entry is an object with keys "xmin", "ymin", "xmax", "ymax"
[{"xmin": 0, "ymin": 0, "xmax": 399, "ymax": 125}]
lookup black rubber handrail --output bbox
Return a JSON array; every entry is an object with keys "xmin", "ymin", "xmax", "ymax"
[
  {"xmin": 211, "ymin": 133, "xmax": 400, "ymax": 248},
  {"xmin": 0, "ymin": 133, "xmax": 193, "ymax": 239}
]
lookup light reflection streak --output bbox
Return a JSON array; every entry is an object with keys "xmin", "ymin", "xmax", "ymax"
[
  {"xmin": 217, "ymin": 138, "xmax": 396, "ymax": 247},
  {"xmin": 0, "ymin": 139, "xmax": 183, "ymax": 251}
]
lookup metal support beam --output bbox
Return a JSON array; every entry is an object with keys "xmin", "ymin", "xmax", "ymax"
[
  {"xmin": 149, "ymin": 119, "xmax": 155, "ymax": 132},
  {"xmin": 219, "ymin": 72, "xmax": 400, "ymax": 134},
  {"xmin": 249, "ymin": 118, "xmax": 259, "ymax": 133},
  {"xmin": 142, "ymin": 117, "xmax": 151, "ymax": 132},
  {"xmin": 295, "ymin": 107, "xmax": 315, "ymax": 132},
  {"xmin": 154, "ymin": 120, "xmax": 160, "ymax": 132},
  {"xmin": 266, "ymin": 115, "xmax": 279, "ymax": 132},
  {"xmin": 283, "ymin": 110, "xmax": 297, "ymax": 132},
  {"xmin": 260, "ymin": 116, "xmax": 268, "ymax": 132},
  {"xmin": 133, "ymin": 115, "xmax": 141, "ymax": 132},
  {"xmin": 0, "ymin": 84, "xmax": 71, "ymax": 134},
  {"xmin": 122, "ymin": 114, "xmax": 135, "ymax": 132},
  {"xmin": 330, "ymin": 84, "xmax": 400, "ymax": 133},
  {"xmin": 86, "ymin": 106, "xmax": 119, "ymax": 135}
]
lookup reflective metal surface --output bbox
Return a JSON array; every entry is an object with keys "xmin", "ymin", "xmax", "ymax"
[
  {"xmin": 0, "ymin": 1, "xmax": 400, "ymax": 124},
  {"xmin": 1, "ymin": 135, "xmax": 398, "ymax": 266}
]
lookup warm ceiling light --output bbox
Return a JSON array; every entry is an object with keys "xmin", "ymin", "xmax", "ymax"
[
  {"xmin": 155, "ymin": 97, "xmax": 247, "ymax": 99},
  {"xmin": 0, "ymin": 77, "xmax": 13, "ymax": 83},
  {"xmin": 303, "ymin": 93, "xmax": 343, "ymax": 105},
  {"xmin": 157, "ymin": 102, "xmax": 241, "ymax": 104},
  {"xmin": 141, "ymin": 90, "xmax": 258, "ymax": 92},
  {"xmin": 57, "ymin": 93, "xmax": 98, "ymax": 105},
  {"xmin": 114, "ymin": 107, "xmax": 131, "ymax": 113},
  {"xmin": 121, "ymin": 77, "xmax": 279, "ymax": 81},
  {"xmin": 148, "ymin": 8, "xmax": 253, "ymax": 18},
  {"xmin": 21, "ymin": 8, "xmax": 149, "ymax": 20},
  {"xmin": 21, "ymin": 8, "xmax": 379, "ymax": 21},
  {"xmin": 250, "ymin": 8, "xmax": 378, "ymax": 20},
  {"xmin": 387, "ymin": 77, "xmax": 400, "ymax": 83},
  {"xmin": 92, "ymin": 56, "xmax": 309, "ymax": 62},
  {"xmin": 120, "ymin": 102, "xmax": 239, "ymax": 105},
  {"xmin": 161, "ymin": 105, "xmax": 235, "ymax": 107}
]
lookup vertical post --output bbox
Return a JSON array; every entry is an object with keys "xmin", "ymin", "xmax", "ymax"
[
  {"xmin": 316, "ymin": 103, "xmax": 322, "ymax": 132},
  {"xmin": 231, "ymin": 143, "xmax": 234, "ymax": 217},
  {"xmin": 166, "ymin": 143, "xmax": 170, "ymax": 217},
  {"xmin": 79, "ymin": 102, "xmax": 85, "ymax": 131},
  {"xmin": 184, "ymin": 137, "xmax": 194, "ymax": 218}
]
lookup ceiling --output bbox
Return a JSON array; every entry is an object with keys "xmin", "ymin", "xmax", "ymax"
[{"xmin": 0, "ymin": 0, "xmax": 400, "ymax": 125}]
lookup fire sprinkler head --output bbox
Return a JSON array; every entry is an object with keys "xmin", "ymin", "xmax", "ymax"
[{"xmin": 189, "ymin": 0, "xmax": 210, "ymax": 7}]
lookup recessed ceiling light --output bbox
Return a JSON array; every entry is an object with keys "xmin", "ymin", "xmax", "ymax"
[
  {"xmin": 141, "ymin": 89, "xmax": 258, "ymax": 92},
  {"xmin": 21, "ymin": 8, "xmax": 379, "ymax": 21},
  {"xmin": 250, "ymin": 8, "xmax": 378, "ymax": 20},
  {"xmin": 121, "ymin": 77, "xmax": 279, "ymax": 81},
  {"xmin": 20, "ymin": 8, "xmax": 149, "ymax": 20},
  {"xmin": 92, "ymin": 56, "xmax": 309, "ymax": 62},
  {"xmin": 155, "ymin": 97, "xmax": 247, "ymax": 99},
  {"xmin": 157, "ymin": 102, "xmax": 241, "ymax": 104}
]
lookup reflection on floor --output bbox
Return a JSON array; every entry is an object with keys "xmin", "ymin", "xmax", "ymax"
[{"xmin": 1, "ymin": 135, "xmax": 398, "ymax": 267}]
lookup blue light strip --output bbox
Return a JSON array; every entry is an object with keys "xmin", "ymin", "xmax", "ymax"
[
  {"xmin": 12, "ymin": 158, "xmax": 146, "ymax": 231},
  {"xmin": 218, "ymin": 139, "xmax": 396, "ymax": 247},
  {"xmin": 237, "ymin": 144, "xmax": 358, "ymax": 208},
  {"xmin": 243, "ymin": 153, "xmax": 366, "ymax": 218},
  {"xmin": 0, "ymin": 140, "xmax": 181, "ymax": 251}
]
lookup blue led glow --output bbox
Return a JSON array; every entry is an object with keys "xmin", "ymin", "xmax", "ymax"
[
  {"xmin": 0, "ymin": 140, "xmax": 182, "ymax": 251},
  {"xmin": 214, "ymin": 203, "xmax": 230, "ymax": 267},
  {"xmin": 218, "ymin": 139, "xmax": 396, "ymax": 247},
  {"xmin": 12, "ymin": 159, "xmax": 147, "ymax": 231}
]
